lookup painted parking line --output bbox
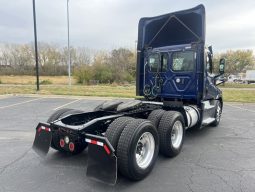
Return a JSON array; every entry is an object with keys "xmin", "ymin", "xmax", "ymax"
[
  {"xmin": 225, "ymin": 103, "xmax": 255, "ymax": 113},
  {"xmin": 0, "ymin": 98, "xmax": 43, "ymax": 109},
  {"xmin": 0, "ymin": 95, "xmax": 12, "ymax": 100},
  {"xmin": 53, "ymin": 99, "xmax": 82, "ymax": 110}
]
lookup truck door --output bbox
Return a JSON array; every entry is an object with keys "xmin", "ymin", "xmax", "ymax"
[
  {"xmin": 144, "ymin": 52, "xmax": 168, "ymax": 99},
  {"xmin": 161, "ymin": 50, "xmax": 198, "ymax": 100},
  {"xmin": 144, "ymin": 50, "xmax": 197, "ymax": 100}
]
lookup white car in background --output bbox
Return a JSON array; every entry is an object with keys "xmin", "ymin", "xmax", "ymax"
[
  {"xmin": 244, "ymin": 70, "xmax": 255, "ymax": 84},
  {"xmin": 228, "ymin": 74, "xmax": 243, "ymax": 83}
]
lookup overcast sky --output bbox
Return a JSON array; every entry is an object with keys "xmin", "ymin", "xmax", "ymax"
[{"xmin": 0, "ymin": 0, "xmax": 254, "ymax": 53}]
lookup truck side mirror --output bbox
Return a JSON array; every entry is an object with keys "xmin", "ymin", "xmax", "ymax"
[
  {"xmin": 219, "ymin": 58, "xmax": 225, "ymax": 74},
  {"xmin": 208, "ymin": 46, "xmax": 213, "ymax": 55}
]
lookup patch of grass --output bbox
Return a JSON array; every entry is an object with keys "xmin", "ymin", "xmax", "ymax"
[
  {"xmin": 0, "ymin": 75, "xmax": 74, "ymax": 85},
  {"xmin": 0, "ymin": 79, "xmax": 2, "ymax": 84},
  {"xmin": 222, "ymin": 89, "xmax": 255, "ymax": 103},
  {"xmin": 219, "ymin": 83, "xmax": 255, "ymax": 88},
  {"xmin": 0, "ymin": 84, "xmax": 254, "ymax": 102},
  {"xmin": 39, "ymin": 79, "xmax": 52, "ymax": 85},
  {"xmin": 1, "ymin": 76, "xmax": 255, "ymax": 89},
  {"xmin": 0, "ymin": 85, "xmax": 136, "ymax": 98}
]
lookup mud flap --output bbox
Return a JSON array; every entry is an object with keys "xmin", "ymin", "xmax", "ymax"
[
  {"xmin": 32, "ymin": 123, "xmax": 52, "ymax": 157},
  {"xmin": 85, "ymin": 134, "xmax": 117, "ymax": 185}
]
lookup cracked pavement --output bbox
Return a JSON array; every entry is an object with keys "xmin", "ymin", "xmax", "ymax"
[{"xmin": 0, "ymin": 96, "xmax": 255, "ymax": 192}]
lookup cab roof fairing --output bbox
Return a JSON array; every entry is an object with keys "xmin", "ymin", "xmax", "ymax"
[{"xmin": 137, "ymin": 4, "xmax": 206, "ymax": 51}]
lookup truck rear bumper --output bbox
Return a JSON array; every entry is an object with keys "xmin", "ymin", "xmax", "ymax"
[{"xmin": 32, "ymin": 123, "xmax": 117, "ymax": 185}]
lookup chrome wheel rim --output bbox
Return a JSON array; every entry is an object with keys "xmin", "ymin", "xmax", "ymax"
[
  {"xmin": 171, "ymin": 121, "xmax": 183, "ymax": 149},
  {"xmin": 135, "ymin": 132, "xmax": 155, "ymax": 169},
  {"xmin": 216, "ymin": 104, "xmax": 222, "ymax": 122}
]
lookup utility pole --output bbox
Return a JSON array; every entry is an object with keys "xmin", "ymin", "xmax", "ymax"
[
  {"xmin": 135, "ymin": 40, "xmax": 138, "ymax": 62},
  {"xmin": 32, "ymin": 0, "xmax": 40, "ymax": 91},
  {"xmin": 67, "ymin": 0, "xmax": 71, "ymax": 86}
]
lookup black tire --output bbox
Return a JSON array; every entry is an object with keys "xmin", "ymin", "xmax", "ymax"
[
  {"xmin": 211, "ymin": 100, "xmax": 222, "ymax": 127},
  {"xmin": 60, "ymin": 109, "xmax": 83, "ymax": 118},
  {"xmin": 48, "ymin": 108, "xmax": 87, "ymax": 154},
  {"xmin": 117, "ymin": 119, "xmax": 159, "ymax": 180},
  {"xmin": 47, "ymin": 108, "xmax": 73, "ymax": 123},
  {"xmin": 93, "ymin": 103, "xmax": 104, "ymax": 111},
  {"xmin": 105, "ymin": 117, "xmax": 133, "ymax": 151},
  {"xmin": 147, "ymin": 109, "xmax": 165, "ymax": 128},
  {"xmin": 158, "ymin": 111, "xmax": 185, "ymax": 157}
]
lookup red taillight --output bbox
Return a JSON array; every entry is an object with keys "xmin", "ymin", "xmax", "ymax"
[
  {"xmin": 37, "ymin": 127, "xmax": 42, "ymax": 133},
  {"xmin": 45, "ymin": 127, "xmax": 51, "ymax": 132},
  {"xmin": 37, "ymin": 126, "xmax": 50, "ymax": 133},
  {"xmin": 60, "ymin": 139, "xmax": 65, "ymax": 148},
  {"xmin": 69, "ymin": 142, "xmax": 75, "ymax": 152}
]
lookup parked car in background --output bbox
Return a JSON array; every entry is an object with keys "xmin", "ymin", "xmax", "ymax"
[
  {"xmin": 228, "ymin": 74, "xmax": 243, "ymax": 83},
  {"xmin": 244, "ymin": 70, "xmax": 255, "ymax": 84}
]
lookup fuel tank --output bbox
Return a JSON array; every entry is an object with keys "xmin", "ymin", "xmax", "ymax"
[{"xmin": 184, "ymin": 105, "xmax": 200, "ymax": 128}]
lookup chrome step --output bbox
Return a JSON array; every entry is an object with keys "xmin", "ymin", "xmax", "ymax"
[
  {"xmin": 202, "ymin": 117, "xmax": 215, "ymax": 125},
  {"xmin": 203, "ymin": 101, "xmax": 215, "ymax": 110}
]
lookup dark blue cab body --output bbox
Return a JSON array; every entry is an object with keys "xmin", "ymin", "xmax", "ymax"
[{"xmin": 136, "ymin": 5, "xmax": 222, "ymax": 106}]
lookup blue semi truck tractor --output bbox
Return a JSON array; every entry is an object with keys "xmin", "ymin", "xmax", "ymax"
[{"xmin": 32, "ymin": 4, "xmax": 226, "ymax": 184}]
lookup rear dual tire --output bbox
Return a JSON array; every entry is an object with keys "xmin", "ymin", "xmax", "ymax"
[
  {"xmin": 147, "ymin": 109, "xmax": 165, "ymax": 128},
  {"xmin": 117, "ymin": 119, "xmax": 159, "ymax": 180},
  {"xmin": 158, "ymin": 111, "xmax": 185, "ymax": 157},
  {"xmin": 105, "ymin": 118, "xmax": 159, "ymax": 181},
  {"xmin": 148, "ymin": 110, "xmax": 185, "ymax": 157},
  {"xmin": 105, "ymin": 117, "xmax": 133, "ymax": 151}
]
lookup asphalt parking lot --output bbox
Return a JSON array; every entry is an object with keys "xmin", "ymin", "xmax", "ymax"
[{"xmin": 0, "ymin": 95, "xmax": 255, "ymax": 192}]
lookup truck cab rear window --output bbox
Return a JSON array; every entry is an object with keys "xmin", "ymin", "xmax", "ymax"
[
  {"xmin": 148, "ymin": 53, "xmax": 168, "ymax": 72},
  {"xmin": 172, "ymin": 51, "xmax": 195, "ymax": 72},
  {"xmin": 160, "ymin": 53, "xmax": 168, "ymax": 72},
  {"xmin": 148, "ymin": 53, "xmax": 160, "ymax": 72}
]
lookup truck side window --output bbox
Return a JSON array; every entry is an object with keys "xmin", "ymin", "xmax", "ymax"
[
  {"xmin": 148, "ymin": 53, "xmax": 159, "ymax": 72},
  {"xmin": 172, "ymin": 51, "xmax": 195, "ymax": 72},
  {"xmin": 161, "ymin": 53, "xmax": 168, "ymax": 72}
]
